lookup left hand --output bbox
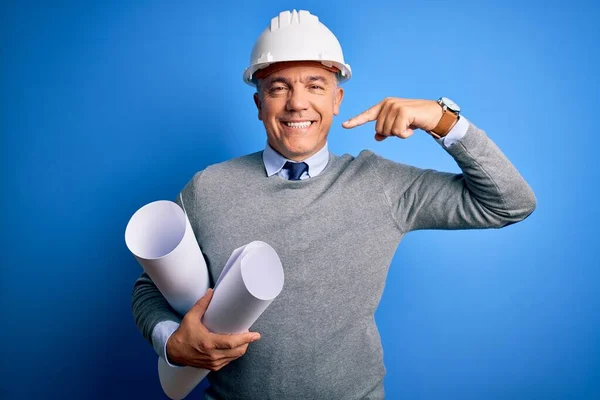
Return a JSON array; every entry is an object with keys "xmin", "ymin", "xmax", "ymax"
[{"xmin": 342, "ymin": 98, "xmax": 443, "ymax": 141}]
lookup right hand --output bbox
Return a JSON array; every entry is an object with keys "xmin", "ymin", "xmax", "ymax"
[{"xmin": 166, "ymin": 288, "xmax": 261, "ymax": 371}]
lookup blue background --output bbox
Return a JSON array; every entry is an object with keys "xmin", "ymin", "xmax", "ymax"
[{"xmin": 2, "ymin": 0, "xmax": 598, "ymax": 398}]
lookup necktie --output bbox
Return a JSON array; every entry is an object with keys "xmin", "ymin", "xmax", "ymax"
[{"xmin": 283, "ymin": 161, "xmax": 308, "ymax": 181}]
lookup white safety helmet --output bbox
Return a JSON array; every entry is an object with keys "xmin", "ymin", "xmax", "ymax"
[{"xmin": 243, "ymin": 9, "xmax": 352, "ymax": 87}]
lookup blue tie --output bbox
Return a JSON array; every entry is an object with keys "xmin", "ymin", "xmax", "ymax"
[{"xmin": 283, "ymin": 161, "xmax": 308, "ymax": 181}]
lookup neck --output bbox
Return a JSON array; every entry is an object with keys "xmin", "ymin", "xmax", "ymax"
[{"xmin": 268, "ymin": 142, "xmax": 327, "ymax": 162}]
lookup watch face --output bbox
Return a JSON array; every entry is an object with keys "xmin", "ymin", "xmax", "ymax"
[{"xmin": 441, "ymin": 97, "xmax": 460, "ymax": 113}]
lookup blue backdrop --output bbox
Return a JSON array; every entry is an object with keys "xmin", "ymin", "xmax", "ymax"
[{"xmin": 2, "ymin": 0, "xmax": 598, "ymax": 399}]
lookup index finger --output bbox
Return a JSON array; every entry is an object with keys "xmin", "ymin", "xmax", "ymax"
[
  {"xmin": 342, "ymin": 102, "xmax": 383, "ymax": 129},
  {"xmin": 212, "ymin": 331, "xmax": 261, "ymax": 350}
]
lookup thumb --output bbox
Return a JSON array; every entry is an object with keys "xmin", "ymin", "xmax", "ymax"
[{"xmin": 191, "ymin": 288, "xmax": 214, "ymax": 317}]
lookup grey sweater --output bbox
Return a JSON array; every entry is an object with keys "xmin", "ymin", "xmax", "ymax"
[{"xmin": 131, "ymin": 122, "xmax": 536, "ymax": 399}]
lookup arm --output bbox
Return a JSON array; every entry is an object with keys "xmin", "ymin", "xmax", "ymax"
[
  {"xmin": 131, "ymin": 271, "xmax": 182, "ymax": 363},
  {"xmin": 132, "ymin": 271, "xmax": 181, "ymax": 345},
  {"xmin": 370, "ymin": 118, "xmax": 536, "ymax": 232},
  {"xmin": 343, "ymin": 97, "xmax": 536, "ymax": 232},
  {"xmin": 130, "ymin": 174, "xmax": 260, "ymax": 370},
  {"xmin": 130, "ymin": 186, "xmax": 192, "ymax": 350},
  {"xmin": 132, "ymin": 278, "xmax": 260, "ymax": 370}
]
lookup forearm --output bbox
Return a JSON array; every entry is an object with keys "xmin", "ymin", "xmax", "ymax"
[{"xmin": 131, "ymin": 272, "xmax": 182, "ymax": 346}]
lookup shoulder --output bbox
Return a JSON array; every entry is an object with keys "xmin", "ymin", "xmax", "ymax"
[
  {"xmin": 332, "ymin": 149, "xmax": 375, "ymax": 167},
  {"xmin": 322, "ymin": 150, "xmax": 389, "ymax": 182},
  {"xmin": 187, "ymin": 151, "xmax": 263, "ymax": 185},
  {"xmin": 338, "ymin": 149, "xmax": 427, "ymax": 188},
  {"xmin": 205, "ymin": 151, "xmax": 263, "ymax": 174},
  {"xmin": 354, "ymin": 149, "xmax": 422, "ymax": 172},
  {"xmin": 339, "ymin": 149, "xmax": 415, "ymax": 172}
]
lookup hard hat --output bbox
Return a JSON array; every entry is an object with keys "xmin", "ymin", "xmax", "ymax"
[{"xmin": 243, "ymin": 10, "xmax": 352, "ymax": 87}]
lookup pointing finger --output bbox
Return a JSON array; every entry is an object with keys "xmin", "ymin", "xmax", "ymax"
[{"xmin": 342, "ymin": 102, "xmax": 383, "ymax": 129}]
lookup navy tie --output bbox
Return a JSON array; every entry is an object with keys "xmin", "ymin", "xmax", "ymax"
[{"xmin": 283, "ymin": 161, "xmax": 308, "ymax": 181}]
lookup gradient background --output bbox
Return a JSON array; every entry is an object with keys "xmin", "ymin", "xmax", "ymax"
[{"xmin": 2, "ymin": 0, "xmax": 599, "ymax": 399}]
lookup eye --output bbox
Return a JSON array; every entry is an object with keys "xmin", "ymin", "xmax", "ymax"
[
  {"xmin": 309, "ymin": 84, "xmax": 325, "ymax": 90},
  {"xmin": 269, "ymin": 86, "xmax": 287, "ymax": 92}
]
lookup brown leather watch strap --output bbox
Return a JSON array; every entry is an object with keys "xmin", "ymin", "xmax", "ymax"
[{"xmin": 429, "ymin": 108, "xmax": 459, "ymax": 139}]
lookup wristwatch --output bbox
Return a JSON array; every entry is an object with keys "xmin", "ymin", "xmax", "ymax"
[{"xmin": 429, "ymin": 97, "xmax": 460, "ymax": 139}]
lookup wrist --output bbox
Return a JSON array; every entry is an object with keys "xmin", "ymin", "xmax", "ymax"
[
  {"xmin": 166, "ymin": 329, "xmax": 184, "ymax": 365},
  {"xmin": 423, "ymin": 100, "xmax": 444, "ymax": 132},
  {"xmin": 446, "ymin": 116, "xmax": 459, "ymax": 132},
  {"xmin": 429, "ymin": 97, "xmax": 460, "ymax": 138}
]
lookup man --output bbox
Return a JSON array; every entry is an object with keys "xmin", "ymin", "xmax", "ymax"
[{"xmin": 132, "ymin": 9, "xmax": 536, "ymax": 399}]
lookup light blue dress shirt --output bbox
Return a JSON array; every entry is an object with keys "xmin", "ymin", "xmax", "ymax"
[
  {"xmin": 151, "ymin": 116, "xmax": 470, "ymax": 366},
  {"xmin": 262, "ymin": 138, "xmax": 330, "ymax": 180}
]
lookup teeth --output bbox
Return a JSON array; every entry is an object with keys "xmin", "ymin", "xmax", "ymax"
[{"xmin": 285, "ymin": 121, "xmax": 312, "ymax": 128}]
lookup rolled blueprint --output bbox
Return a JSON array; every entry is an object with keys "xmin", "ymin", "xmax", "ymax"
[
  {"xmin": 124, "ymin": 199, "xmax": 210, "ymax": 316},
  {"xmin": 157, "ymin": 241, "xmax": 285, "ymax": 400}
]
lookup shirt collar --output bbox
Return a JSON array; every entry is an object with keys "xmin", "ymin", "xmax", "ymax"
[{"xmin": 263, "ymin": 142, "xmax": 329, "ymax": 178}]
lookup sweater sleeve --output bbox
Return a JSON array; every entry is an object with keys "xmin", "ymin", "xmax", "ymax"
[
  {"xmin": 130, "ymin": 172, "xmax": 201, "ymax": 346},
  {"xmin": 370, "ymin": 120, "xmax": 537, "ymax": 233},
  {"xmin": 131, "ymin": 271, "xmax": 182, "ymax": 347}
]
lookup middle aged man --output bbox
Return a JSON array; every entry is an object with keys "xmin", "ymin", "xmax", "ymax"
[{"xmin": 132, "ymin": 10, "xmax": 536, "ymax": 399}]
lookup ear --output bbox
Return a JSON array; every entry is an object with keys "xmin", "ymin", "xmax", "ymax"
[
  {"xmin": 253, "ymin": 92, "xmax": 263, "ymax": 121},
  {"xmin": 333, "ymin": 86, "xmax": 344, "ymax": 116}
]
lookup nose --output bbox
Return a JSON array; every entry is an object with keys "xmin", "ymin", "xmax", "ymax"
[{"xmin": 285, "ymin": 87, "xmax": 309, "ymax": 112}]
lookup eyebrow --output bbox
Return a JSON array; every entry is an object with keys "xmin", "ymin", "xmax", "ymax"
[{"xmin": 265, "ymin": 75, "xmax": 329, "ymax": 87}]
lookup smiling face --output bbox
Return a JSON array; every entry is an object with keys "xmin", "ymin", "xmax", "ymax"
[{"xmin": 253, "ymin": 62, "xmax": 344, "ymax": 161}]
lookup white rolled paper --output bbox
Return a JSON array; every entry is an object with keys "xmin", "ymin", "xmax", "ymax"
[
  {"xmin": 124, "ymin": 200, "xmax": 210, "ymax": 316},
  {"xmin": 157, "ymin": 241, "xmax": 285, "ymax": 400}
]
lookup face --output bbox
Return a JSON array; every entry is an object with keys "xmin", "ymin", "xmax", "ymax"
[{"xmin": 253, "ymin": 63, "xmax": 344, "ymax": 161}]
